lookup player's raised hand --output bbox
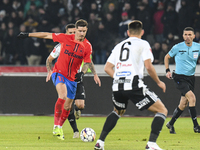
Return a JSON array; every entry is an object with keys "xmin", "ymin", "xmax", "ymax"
[{"xmin": 17, "ymin": 32, "xmax": 29, "ymax": 39}]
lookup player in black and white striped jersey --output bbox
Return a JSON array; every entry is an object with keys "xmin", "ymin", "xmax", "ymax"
[{"xmin": 94, "ymin": 20, "xmax": 168, "ymax": 150}]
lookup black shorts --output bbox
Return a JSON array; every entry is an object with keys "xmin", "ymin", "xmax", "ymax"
[
  {"xmin": 112, "ymin": 87, "xmax": 160, "ymax": 111},
  {"xmin": 172, "ymin": 73, "xmax": 195, "ymax": 96},
  {"xmin": 74, "ymin": 81, "xmax": 86, "ymax": 100}
]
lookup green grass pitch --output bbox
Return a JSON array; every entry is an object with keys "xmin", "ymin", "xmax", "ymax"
[{"xmin": 0, "ymin": 116, "xmax": 199, "ymax": 150}]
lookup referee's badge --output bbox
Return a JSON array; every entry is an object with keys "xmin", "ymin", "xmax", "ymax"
[{"xmin": 193, "ymin": 52, "xmax": 198, "ymax": 59}]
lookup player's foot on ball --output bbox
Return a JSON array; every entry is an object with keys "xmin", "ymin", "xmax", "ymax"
[
  {"xmin": 53, "ymin": 126, "xmax": 60, "ymax": 136},
  {"xmin": 194, "ymin": 125, "xmax": 200, "ymax": 133},
  {"xmin": 57, "ymin": 128, "xmax": 64, "ymax": 140},
  {"xmin": 94, "ymin": 139, "xmax": 104, "ymax": 150},
  {"xmin": 74, "ymin": 110, "xmax": 81, "ymax": 120},
  {"xmin": 145, "ymin": 141, "xmax": 163, "ymax": 150},
  {"xmin": 166, "ymin": 122, "xmax": 176, "ymax": 134},
  {"xmin": 73, "ymin": 131, "xmax": 79, "ymax": 138}
]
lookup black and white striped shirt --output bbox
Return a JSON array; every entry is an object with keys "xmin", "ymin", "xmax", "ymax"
[{"xmin": 107, "ymin": 37, "xmax": 154, "ymax": 91}]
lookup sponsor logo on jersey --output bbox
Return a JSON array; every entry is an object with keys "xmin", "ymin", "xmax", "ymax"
[
  {"xmin": 53, "ymin": 48, "xmax": 56, "ymax": 53},
  {"xmin": 66, "ymin": 44, "xmax": 71, "ymax": 46},
  {"xmin": 116, "ymin": 62, "xmax": 132, "ymax": 69},
  {"xmin": 122, "ymin": 64, "xmax": 132, "ymax": 67},
  {"xmin": 116, "ymin": 71, "xmax": 131, "ymax": 76},
  {"xmin": 113, "ymin": 79, "xmax": 131, "ymax": 84},
  {"xmin": 136, "ymin": 98, "xmax": 150, "ymax": 109},
  {"xmin": 116, "ymin": 63, "xmax": 121, "ymax": 69},
  {"xmin": 64, "ymin": 50, "xmax": 83, "ymax": 59}
]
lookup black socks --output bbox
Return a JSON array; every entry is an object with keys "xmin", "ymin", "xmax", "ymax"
[
  {"xmin": 99, "ymin": 111, "xmax": 120, "ymax": 141},
  {"xmin": 149, "ymin": 113, "xmax": 166, "ymax": 142},
  {"xmin": 169, "ymin": 107, "xmax": 183, "ymax": 125},
  {"xmin": 68, "ymin": 109, "xmax": 78, "ymax": 132},
  {"xmin": 189, "ymin": 106, "xmax": 198, "ymax": 127}
]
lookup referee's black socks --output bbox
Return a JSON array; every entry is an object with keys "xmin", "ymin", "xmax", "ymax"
[
  {"xmin": 99, "ymin": 111, "xmax": 120, "ymax": 141},
  {"xmin": 189, "ymin": 106, "xmax": 198, "ymax": 127},
  {"xmin": 169, "ymin": 106, "xmax": 183, "ymax": 125},
  {"xmin": 149, "ymin": 113, "xmax": 166, "ymax": 142}
]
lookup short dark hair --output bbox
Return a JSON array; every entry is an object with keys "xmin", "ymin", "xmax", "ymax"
[
  {"xmin": 65, "ymin": 24, "xmax": 75, "ymax": 31},
  {"xmin": 75, "ymin": 19, "xmax": 88, "ymax": 28},
  {"xmin": 184, "ymin": 27, "xmax": 194, "ymax": 33},
  {"xmin": 128, "ymin": 20, "xmax": 143, "ymax": 35}
]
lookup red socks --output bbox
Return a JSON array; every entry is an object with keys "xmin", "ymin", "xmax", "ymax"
[
  {"xmin": 59, "ymin": 109, "xmax": 70, "ymax": 126},
  {"xmin": 54, "ymin": 98, "xmax": 71, "ymax": 127},
  {"xmin": 54, "ymin": 98, "xmax": 65, "ymax": 126}
]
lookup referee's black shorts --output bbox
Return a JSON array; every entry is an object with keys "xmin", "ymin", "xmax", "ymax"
[{"xmin": 172, "ymin": 73, "xmax": 195, "ymax": 96}]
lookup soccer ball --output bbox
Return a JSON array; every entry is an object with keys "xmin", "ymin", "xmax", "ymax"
[{"xmin": 80, "ymin": 127, "xmax": 96, "ymax": 142}]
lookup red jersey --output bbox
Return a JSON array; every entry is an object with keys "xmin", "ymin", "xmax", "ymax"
[{"xmin": 52, "ymin": 33, "xmax": 92, "ymax": 81}]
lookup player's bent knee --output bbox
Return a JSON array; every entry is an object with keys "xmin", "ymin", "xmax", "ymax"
[
  {"xmin": 64, "ymin": 105, "xmax": 72, "ymax": 111},
  {"xmin": 75, "ymin": 100, "xmax": 85, "ymax": 109},
  {"xmin": 148, "ymin": 100, "xmax": 168, "ymax": 116},
  {"xmin": 78, "ymin": 105, "xmax": 85, "ymax": 110},
  {"xmin": 114, "ymin": 108, "xmax": 126, "ymax": 116},
  {"xmin": 157, "ymin": 104, "xmax": 168, "ymax": 116},
  {"xmin": 76, "ymin": 103, "xmax": 85, "ymax": 110},
  {"xmin": 179, "ymin": 103, "xmax": 187, "ymax": 110},
  {"xmin": 160, "ymin": 107, "xmax": 168, "ymax": 116},
  {"xmin": 64, "ymin": 102, "xmax": 72, "ymax": 111},
  {"xmin": 154, "ymin": 108, "xmax": 167, "ymax": 116}
]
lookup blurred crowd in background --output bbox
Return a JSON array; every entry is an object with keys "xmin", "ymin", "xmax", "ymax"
[{"xmin": 0, "ymin": 0, "xmax": 200, "ymax": 65}]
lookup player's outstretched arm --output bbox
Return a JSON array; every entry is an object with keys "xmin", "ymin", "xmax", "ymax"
[
  {"xmin": 46, "ymin": 55, "xmax": 55, "ymax": 82},
  {"xmin": 144, "ymin": 59, "xmax": 166, "ymax": 93},
  {"xmin": 81, "ymin": 61, "xmax": 101, "ymax": 86},
  {"xmin": 17, "ymin": 32, "xmax": 53, "ymax": 39}
]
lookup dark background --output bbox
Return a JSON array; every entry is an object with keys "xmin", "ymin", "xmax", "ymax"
[{"xmin": 0, "ymin": 76, "xmax": 199, "ymax": 116}]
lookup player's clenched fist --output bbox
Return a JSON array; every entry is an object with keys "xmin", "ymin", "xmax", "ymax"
[{"xmin": 17, "ymin": 32, "xmax": 29, "ymax": 39}]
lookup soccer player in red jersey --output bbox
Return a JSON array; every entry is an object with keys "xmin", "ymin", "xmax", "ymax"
[
  {"xmin": 17, "ymin": 19, "xmax": 101, "ymax": 140},
  {"xmin": 47, "ymin": 23, "xmax": 101, "ymax": 139}
]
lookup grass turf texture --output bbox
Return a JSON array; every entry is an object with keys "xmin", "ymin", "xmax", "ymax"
[{"xmin": 0, "ymin": 116, "xmax": 199, "ymax": 150}]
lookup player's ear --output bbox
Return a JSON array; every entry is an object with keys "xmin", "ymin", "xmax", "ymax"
[
  {"xmin": 141, "ymin": 29, "xmax": 144, "ymax": 36},
  {"xmin": 127, "ymin": 30, "xmax": 129, "ymax": 36}
]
